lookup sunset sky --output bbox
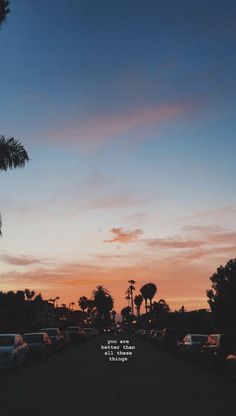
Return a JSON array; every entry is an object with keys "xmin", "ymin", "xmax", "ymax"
[{"xmin": 0, "ymin": 0, "xmax": 236, "ymax": 312}]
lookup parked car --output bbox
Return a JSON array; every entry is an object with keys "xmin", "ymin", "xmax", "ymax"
[
  {"xmin": 147, "ymin": 330, "xmax": 156, "ymax": 342},
  {"xmin": 201, "ymin": 334, "xmax": 236, "ymax": 370},
  {"xmin": 225, "ymin": 352, "xmax": 236, "ymax": 378},
  {"xmin": 67, "ymin": 326, "xmax": 85, "ymax": 343},
  {"xmin": 61, "ymin": 331, "xmax": 71, "ymax": 347},
  {"xmin": 23, "ymin": 332, "xmax": 53, "ymax": 360},
  {"xmin": 177, "ymin": 334, "xmax": 208, "ymax": 359},
  {"xmin": 0, "ymin": 334, "xmax": 29, "ymax": 369},
  {"xmin": 142, "ymin": 329, "xmax": 151, "ymax": 339},
  {"xmin": 40, "ymin": 328, "xmax": 64, "ymax": 351},
  {"xmin": 152, "ymin": 330, "xmax": 163, "ymax": 344},
  {"xmin": 156, "ymin": 328, "xmax": 185, "ymax": 351},
  {"xmin": 83, "ymin": 328, "xmax": 95, "ymax": 339}
]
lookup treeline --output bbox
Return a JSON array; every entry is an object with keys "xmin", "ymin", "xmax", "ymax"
[
  {"xmin": 120, "ymin": 258, "xmax": 236, "ymax": 334},
  {"xmin": 0, "ymin": 290, "xmax": 54, "ymax": 331}
]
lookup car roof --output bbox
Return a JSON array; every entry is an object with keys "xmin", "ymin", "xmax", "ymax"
[
  {"xmin": 40, "ymin": 327, "xmax": 58, "ymax": 330},
  {"xmin": 24, "ymin": 332, "xmax": 46, "ymax": 336},
  {"xmin": 0, "ymin": 333, "xmax": 18, "ymax": 337}
]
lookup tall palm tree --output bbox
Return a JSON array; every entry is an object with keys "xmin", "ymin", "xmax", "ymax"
[
  {"xmin": 0, "ymin": 0, "xmax": 9, "ymax": 26},
  {"xmin": 128, "ymin": 280, "xmax": 136, "ymax": 315},
  {"xmin": 0, "ymin": 136, "xmax": 29, "ymax": 235},
  {"xmin": 140, "ymin": 285, "xmax": 149, "ymax": 313},
  {"xmin": 134, "ymin": 294, "xmax": 143, "ymax": 316},
  {"xmin": 140, "ymin": 283, "xmax": 157, "ymax": 312}
]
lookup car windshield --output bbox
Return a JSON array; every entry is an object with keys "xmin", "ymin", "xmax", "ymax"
[
  {"xmin": 192, "ymin": 335, "xmax": 208, "ymax": 342},
  {"xmin": 24, "ymin": 334, "xmax": 43, "ymax": 343},
  {"xmin": 41, "ymin": 329, "xmax": 57, "ymax": 336},
  {"xmin": 0, "ymin": 335, "xmax": 15, "ymax": 346}
]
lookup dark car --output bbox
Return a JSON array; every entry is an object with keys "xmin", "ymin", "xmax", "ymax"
[
  {"xmin": 61, "ymin": 331, "xmax": 71, "ymax": 347},
  {"xmin": 40, "ymin": 328, "xmax": 64, "ymax": 351},
  {"xmin": 156, "ymin": 328, "xmax": 185, "ymax": 351},
  {"xmin": 152, "ymin": 330, "xmax": 163, "ymax": 344},
  {"xmin": 201, "ymin": 334, "xmax": 236, "ymax": 370},
  {"xmin": 67, "ymin": 326, "xmax": 85, "ymax": 343},
  {"xmin": 23, "ymin": 332, "xmax": 52, "ymax": 360},
  {"xmin": 177, "ymin": 334, "xmax": 208, "ymax": 359},
  {"xmin": 225, "ymin": 352, "xmax": 236, "ymax": 378}
]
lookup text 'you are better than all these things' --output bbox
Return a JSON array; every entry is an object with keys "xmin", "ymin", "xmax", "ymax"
[{"xmin": 101, "ymin": 339, "xmax": 136, "ymax": 362}]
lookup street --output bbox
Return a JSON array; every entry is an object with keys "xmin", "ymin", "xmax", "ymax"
[{"xmin": 0, "ymin": 335, "xmax": 236, "ymax": 416}]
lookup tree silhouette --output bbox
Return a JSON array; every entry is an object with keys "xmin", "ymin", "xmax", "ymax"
[
  {"xmin": 207, "ymin": 258, "xmax": 236, "ymax": 331},
  {"xmin": 152, "ymin": 299, "xmax": 170, "ymax": 316},
  {"xmin": 0, "ymin": 136, "xmax": 29, "ymax": 171},
  {"xmin": 128, "ymin": 280, "xmax": 135, "ymax": 314},
  {"xmin": 111, "ymin": 310, "xmax": 116, "ymax": 323},
  {"xmin": 0, "ymin": 0, "xmax": 9, "ymax": 26},
  {"xmin": 140, "ymin": 283, "xmax": 157, "ymax": 312},
  {"xmin": 24, "ymin": 289, "xmax": 35, "ymax": 301},
  {"xmin": 0, "ymin": 136, "xmax": 29, "ymax": 235},
  {"xmin": 134, "ymin": 294, "xmax": 143, "ymax": 316},
  {"xmin": 78, "ymin": 296, "xmax": 88, "ymax": 312},
  {"xmin": 121, "ymin": 306, "xmax": 131, "ymax": 323},
  {"xmin": 93, "ymin": 285, "xmax": 113, "ymax": 325}
]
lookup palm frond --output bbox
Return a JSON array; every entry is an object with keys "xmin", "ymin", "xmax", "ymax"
[
  {"xmin": 0, "ymin": 0, "xmax": 10, "ymax": 25},
  {"xmin": 0, "ymin": 136, "xmax": 29, "ymax": 171}
]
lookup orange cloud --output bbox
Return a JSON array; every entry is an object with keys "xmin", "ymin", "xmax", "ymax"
[{"xmin": 104, "ymin": 228, "xmax": 143, "ymax": 244}]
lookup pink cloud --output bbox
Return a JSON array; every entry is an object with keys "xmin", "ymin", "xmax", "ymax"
[
  {"xmin": 0, "ymin": 254, "xmax": 43, "ymax": 266},
  {"xmin": 104, "ymin": 227, "xmax": 143, "ymax": 244},
  {"xmin": 49, "ymin": 102, "xmax": 191, "ymax": 149},
  {"xmin": 146, "ymin": 238, "xmax": 204, "ymax": 249}
]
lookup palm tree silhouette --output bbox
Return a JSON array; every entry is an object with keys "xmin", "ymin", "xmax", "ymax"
[
  {"xmin": 78, "ymin": 296, "xmax": 88, "ymax": 312},
  {"xmin": 121, "ymin": 306, "xmax": 131, "ymax": 323},
  {"xmin": 0, "ymin": 136, "xmax": 29, "ymax": 235},
  {"xmin": 0, "ymin": 136, "xmax": 29, "ymax": 171},
  {"xmin": 93, "ymin": 285, "xmax": 113, "ymax": 324},
  {"xmin": 69, "ymin": 301, "xmax": 75, "ymax": 310},
  {"xmin": 134, "ymin": 294, "xmax": 143, "ymax": 316},
  {"xmin": 0, "ymin": 0, "xmax": 9, "ymax": 26},
  {"xmin": 140, "ymin": 283, "xmax": 157, "ymax": 312},
  {"xmin": 128, "ymin": 280, "xmax": 136, "ymax": 315}
]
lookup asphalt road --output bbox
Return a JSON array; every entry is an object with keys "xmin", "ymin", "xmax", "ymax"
[{"xmin": 1, "ymin": 335, "xmax": 236, "ymax": 416}]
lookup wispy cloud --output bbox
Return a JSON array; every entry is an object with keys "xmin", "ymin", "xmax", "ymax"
[
  {"xmin": 48, "ymin": 102, "xmax": 191, "ymax": 149},
  {"xmin": 104, "ymin": 227, "xmax": 143, "ymax": 244},
  {"xmin": 0, "ymin": 254, "xmax": 43, "ymax": 266},
  {"xmin": 146, "ymin": 238, "xmax": 204, "ymax": 249},
  {"xmin": 193, "ymin": 206, "xmax": 236, "ymax": 219}
]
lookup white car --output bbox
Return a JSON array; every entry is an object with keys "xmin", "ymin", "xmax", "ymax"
[{"xmin": 0, "ymin": 334, "xmax": 29, "ymax": 369}]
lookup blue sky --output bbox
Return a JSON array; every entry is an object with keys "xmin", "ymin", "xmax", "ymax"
[{"xmin": 0, "ymin": 0, "xmax": 236, "ymax": 310}]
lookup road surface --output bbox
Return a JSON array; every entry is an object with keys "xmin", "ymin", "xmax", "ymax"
[{"xmin": 0, "ymin": 334, "xmax": 236, "ymax": 416}]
